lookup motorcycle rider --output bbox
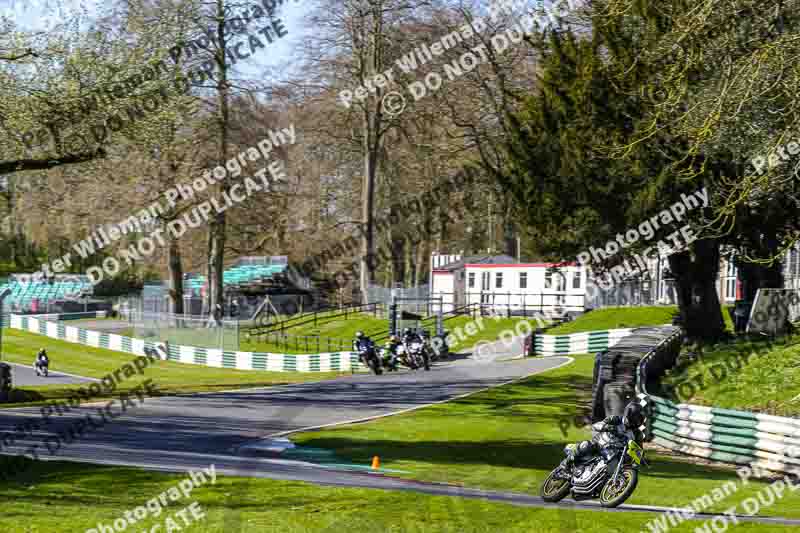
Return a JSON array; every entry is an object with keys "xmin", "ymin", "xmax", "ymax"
[
  {"xmin": 402, "ymin": 327, "xmax": 422, "ymax": 344},
  {"xmin": 34, "ymin": 348, "xmax": 49, "ymax": 376},
  {"xmin": 566, "ymin": 401, "xmax": 645, "ymax": 467},
  {"xmin": 352, "ymin": 330, "xmax": 370, "ymax": 352},
  {"xmin": 383, "ymin": 334, "xmax": 402, "ymax": 368}
]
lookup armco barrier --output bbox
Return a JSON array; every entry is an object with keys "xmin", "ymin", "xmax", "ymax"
[
  {"xmin": 534, "ymin": 325, "xmax": 672, "ymax": 356},
  {"xmin": 637, "ymin": 328, "xmax": 800, "ymax": 475},
  {"xmin": 9, "ymin": 314, "xmax": 363, "ymax": 373}
]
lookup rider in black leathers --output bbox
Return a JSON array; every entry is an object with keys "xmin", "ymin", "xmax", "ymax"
[
  {"xmin": 383, "ymin": 334, "xmax": 403, "ymax": 369},
  {"xmin": 401, "ymin": 327, "xmax": 422, "ymax": 344},
  {"xmin": 566, "ymin": 401, "xmax": 645, "ymax": 466},
  {"xmin": 34, "ymin": 348, "xmax": 49, "ymax": 375}
]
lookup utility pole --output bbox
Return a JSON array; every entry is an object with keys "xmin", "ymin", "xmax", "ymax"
[{"xmin": 0, "ymin": 287, "xmax": 11, "ymax": 362}]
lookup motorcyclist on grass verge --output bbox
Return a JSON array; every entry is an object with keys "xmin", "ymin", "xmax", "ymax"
[{"xmin": 565, "ymin": 401, "xmax": 645, "ymax": 467}]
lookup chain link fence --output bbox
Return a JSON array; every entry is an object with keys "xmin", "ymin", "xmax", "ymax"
[{"xmin": 124, "ymin": 310, "xmax": 241, "ymax": 351}]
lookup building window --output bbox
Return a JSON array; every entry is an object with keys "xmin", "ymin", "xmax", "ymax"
[
  {"xmin": 725, "ymin": 278, "xmax": 737, "ymax": 300},
  {"xmin": 468, "ymin": 272, "xmax": 475, "ymax": 289},
  {"xmin": 519, "ymin": 272, "xmax": 527, "ymax": 289},
  {"xmin": 572, "ymin": 271, "xmax": 581, "ymax": 289},
  {"xmin": 545, "ymin": 270, "xmax": 566, "ymax": 291},
  {"xmin": 556, "ymin": 272, "xmax": 566, "ymax": 292},
  {"xmin": 495, "ymin": 272, "xmax": 503, "ymax": 289}
]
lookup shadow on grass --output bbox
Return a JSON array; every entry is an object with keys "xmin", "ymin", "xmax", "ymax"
[{"xmin": 295, "ymin": 436, "xmax": 743, "ymax": 485}]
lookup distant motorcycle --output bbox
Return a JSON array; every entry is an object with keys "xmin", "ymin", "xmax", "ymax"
[
  {"xmin": 403, "ymin": 337, "xmax": 430, "ymax": 371},
  {"xmin": 33, "ymin": 359, "xmax": 49, "ymax": 377},
  {"xmin": 378, "ymin": 346, "xmax": 400, "ymax": 372},
  {"xmin": 355, "ymin": 338, "xmax": 382, "ymax": 375}
]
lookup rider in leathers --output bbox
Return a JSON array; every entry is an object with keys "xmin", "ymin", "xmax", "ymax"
[{"xmin": 567, "ymin": 401, "xmax": 644, "ymax": 466}]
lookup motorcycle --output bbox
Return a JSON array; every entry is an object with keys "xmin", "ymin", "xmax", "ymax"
[
  {"xmin": 541, "ymin": 420, "xmax": 647, "ymax": 508},
  {"xmin": 34, "ymin": 359, "xmax": 49, "ymax": 378},
  {"xmin": 378, "ymin": 346, "xmax": 400, "ymax": 372},
  {"xmin": 403, "ymin": 337, "xmax": 431, "ymax": 371},
  {"xmin": 355, "ymin": 339, "xmax": 382, "ymax": 375}
]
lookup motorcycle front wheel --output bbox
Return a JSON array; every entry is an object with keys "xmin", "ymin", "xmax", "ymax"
[
  {"xmin": 599, "ymin": 467, "xmax": 638, "ymax": 508},
  {"xmin": 371, "ymin": 357, "xmax": 383, "ymax": 375},
  {"xmin": 540, "ymin": 468, "xmax": 571, "ymax": 502}
]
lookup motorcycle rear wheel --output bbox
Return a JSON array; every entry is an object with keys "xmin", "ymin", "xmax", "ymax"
[
  {"xmin": 541, "ymin": 469, "xmax": 571, "ymax": 502},
  {"xmin": 599, "ymin": 468, "xmax": 638, "ymax": 508}
]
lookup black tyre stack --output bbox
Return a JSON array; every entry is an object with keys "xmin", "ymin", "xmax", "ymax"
[
  {"xmin": 591, "ymin": 327, "xmax": 682, "ymax": 422},
  {"xmin": 0, "ymin": 363, "xmax": 12, "ymax": 403}
]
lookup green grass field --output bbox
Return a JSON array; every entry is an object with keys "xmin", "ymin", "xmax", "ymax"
[
  {"xmin": 239, "ymin": 312, "xmax": 535, "ymax": 354},
  {"xmin": 292, "ymin": 355, "xmax": 800, "ymax": 520},
  {"xmin": 0, "ymin": 328, "xmax": 346, "ymax": 407},
  {"xmin": 661, "ymin": 334, "xmax": 800, "ymax": 416},
  {"xmin": 2, "ymin": 456, "xmax": 791, "ymax": 533},
  {"xmin": 547, "ymin": 306, "xmax": 677, "ymax": 334},
  {"xmin": 547, "ymin": 305, "xmax": 736, "ymax": 335}
]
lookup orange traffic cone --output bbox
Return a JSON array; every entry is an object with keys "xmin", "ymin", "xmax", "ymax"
[{"xmin": 371, "ymin": 456, "xmax": 381, "ymax": 469}]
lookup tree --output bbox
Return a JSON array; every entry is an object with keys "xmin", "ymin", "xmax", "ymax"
[{"xmin": 496, "ymin": 7, "xmax": 727, "ymax": 340}]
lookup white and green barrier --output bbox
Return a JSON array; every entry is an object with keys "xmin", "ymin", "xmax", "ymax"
[
  {"xmin": 635, "ymin": 328, "xmax": 800, "ymax": 475},
  {"xmin": 535, "ymin": 327, "xmax": 657, "ymax": 356},
  {"xmin": 9, "ymin": 314, "xmax": 363, "ymax": 373},
  {"xmin": 643, "ymin": 394, "xmax": 800, "ymax": 475}
]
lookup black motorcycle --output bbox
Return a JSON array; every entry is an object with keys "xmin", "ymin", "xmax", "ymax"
[
  {"xmin": 355, "ymin": 338, "xmax": 382, "ymax": 375},
  {"xmin": 541, "ymin": 420, "xmax": 647, "ymax": 508},
  {"xmin": 34, "ymin": 359, "xmax": 49, "ymax": 377}
]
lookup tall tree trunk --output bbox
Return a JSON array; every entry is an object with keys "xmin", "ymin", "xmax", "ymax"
[
  {"xmin": 167, "ymin": 228, "xmax": 184, "ymax": 315},
  {"xmin": 405, "ymin": 235, "xmax": 418, "ymax": 286},
  {"xmin": 389, "ymin": 204, "xmax": 405, "ymax": 286},
  {"xmin": 360, "ymin": 141, "xmax": 377, "ymax": 299},
  {"xmin": 668, "ymin": 238, "xmax": 726, "ymax": 341},
  {"xmin": 207, "ymin": 0, "xmax": 230, "ymax": 319}
]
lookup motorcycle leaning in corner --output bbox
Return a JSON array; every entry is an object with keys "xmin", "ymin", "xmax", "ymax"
[
  {"xmin": 541, "ymin": 401, "xmax": 647, "ymax": 508},
  {"xmin": 353, "ymin": 331, "xmax": 382, "ymax": 375}
]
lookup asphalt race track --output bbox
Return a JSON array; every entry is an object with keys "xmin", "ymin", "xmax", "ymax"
[
  {"xmin": 2, "ymin": 353, "xmax": 800, "ymax": 527},
  {"xmin": 0, "ymin": 355, "xmax": 568, "ymax": 460},
  {"xmin": 7, "ymin": 362, "xmax": 98, "ymax": 387}
]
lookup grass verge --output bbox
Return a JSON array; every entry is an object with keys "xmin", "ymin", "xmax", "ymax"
[
  {"xmin": 548, "ymin": 305, "xmax": 735, "ymax": 335},
  {"xmin": 0, "ymin": 328, "xmax": 346, "ymax": 408},
  {"xmin": 240, "ymin": 313, "xmax": 534, "ymax": 354},
  {"xmin": 0, "ymin": 456, "xmax": 793, "ymax": 532},
  {"xmin": 661, "ymin": 334, "xmax": 800, "ymax": 416}
]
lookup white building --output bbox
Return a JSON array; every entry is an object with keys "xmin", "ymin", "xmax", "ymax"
[{"xmin": 430, "ymin": 253, "xmax": 587, "ymax": 315}]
